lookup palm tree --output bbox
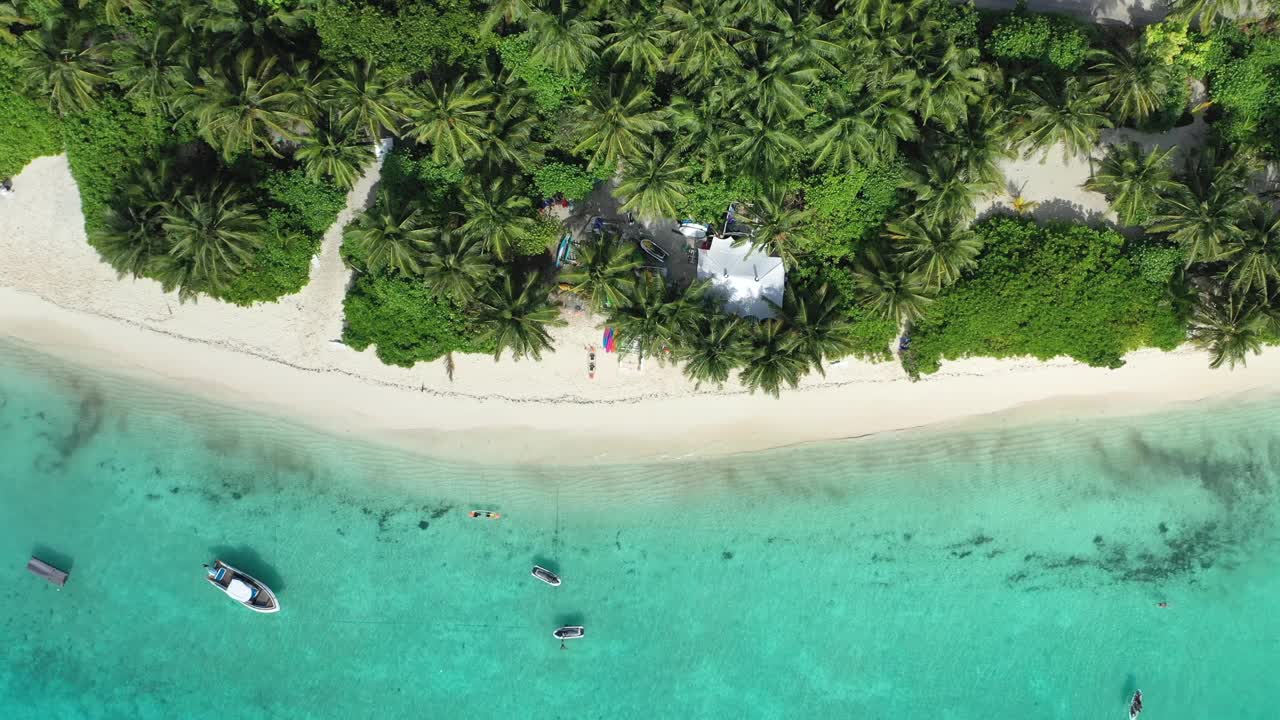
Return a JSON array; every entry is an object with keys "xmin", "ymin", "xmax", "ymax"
[
  {"xmin": 605, "ymin": 14, "xmax": 668, "ymax": 76},
  {"xmin": 770, "ymin": 11, "xmax": 842, "ymax": 74},
  {"xmin": 727, "ymin": 110, "xmax": 803, "ymax": 185},
  {"xmin": 17, "ymin": 20, "xmax": 109, "ymax": 115},
  {"xmin": 529, "ymin": 9, "xmax": 603, "ymax": 75},
  {"xmin": 180, "ymin": 0, "xmax": 309, "ymax": 46},
  {"xmin": 1085, "ymin": 143, "xmax": 1180, "ymax": 226},
  {"xmin": 605, "ymin": 275, "xmax": 706, "ymax": 361},
  {"xmin": 1170, "ymin": 0, "xmax": 1250, "ymax": 29},
  {"xmin": 182, "ymin": 49, "xmax": 306, "ymax": 161},
  {"xmin": 91, "ymin": 0, "xmax": 150, "ymax": 26},
  {"xmin": 742, "ymin": 194, "xmax": 810, "ymax": 269},
  {"xmin": 1, "ymin": 3, "xmax": 33, "ymax": 45},
  {"xmin": 405, "ymin": 80, "xmax": 491, "ymax": 167},
  {"xmin": 421, "ymin": 231, "xmax": 493, "ymax": 305},
  {"xmin": 935, "ymin": 101, "xmax": 1014, "ymax": 189},
  {"xmin": 325, "ymin": 58, "xmax": 410, "ymax": 143},
  {"xmin": 1189, "ymin": 290, "xmax": 1270, "ymax": 369},
  {"xmin": 160, "ymin": 183, "xmax": 264, "ymax": 296},
  {"xmin": 1012, "ymin": 77, "xmax": 1109, "ymax": 160},
  {"xmin": 616, "ymin": 142, "xmax": 691, "ymax": 220},
  {"xmin": 476, "ymin": 271, "xmax": 565, "ymax": 361},
  {"xmin": 572, "ymin": 76, "xmax": 667, "ymax": 170},
  {"xmin": 810, "ymin": 89, "xmax": 917, "ymax": 171},
  {"xmin": 1088, "ymin": 44, "xmax": 1171, "ymax": 126},
  {"xmin": 740, "ymin": 319, "xmax": 808, "ymax": 397},
  {"xmin": 457, "ymin": 178, "xmax": 536, "ymax": 260},
  {"xmin": 897, "ymin": 43, "xmax": 989, "ymax": 132},
  {"xmin": 1222, "ymin": 202, "xmax": 1280, "ymax": 296},
  {"xmin": 343, "ymin": 194, "xmax": 434, "ymax": 276},
  {"xmin": 903, "ymin": 153, "xmax": 996, "ymax": 228},
  {"xmin": 478, "ymin": 90, "xmax": 540, "ymax": 172},
  {"xmin": 559, "ymin": 239, "xmax": 642, "ymax": 311},
  {"xmin": 663, "ymin": 0, "xmax": 746, "ymax": 87},
  {"xmin": 1149, "ymin": 146, "xmax": 1251, "ymax": 264},
  {"xmin": 669, "ymin": 95, "xmax": 732, "ymax": 182},
  {"xmin": 677, "ymin": 312, "xmax": 750, "ymax": 388},
  {"xmin": 854, "ymin": 251, "xmax": 933, "ymax": 324},
  {"xmin": 110, "ymin": 28, "xmax": 189, "ymax": 114},
  {"xmin": 295, "ymin": 112, "xmax": 372, "ymax": 189},
  {"xmin": 483, "ymin": 0, "xmax": 537, "ymax": 31},
  {"xmin": 771, "ymin": 283, "xmax": 858, "ymax": 376},
  {"xmin": 886, "ymin": 217, "xmax": 983, "ymax": 289},
  {"xmin": 96, "ymin": 161, "xmax": 176, "ymax": 278},
  {"xmin": 733, "ymin": 63, "xmax": 818, "ymax": 124}
]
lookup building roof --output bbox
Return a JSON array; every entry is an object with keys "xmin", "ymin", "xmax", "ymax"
[{"xmin": 696, "ymin": 237, "xmax": 785, "ymax": 319}]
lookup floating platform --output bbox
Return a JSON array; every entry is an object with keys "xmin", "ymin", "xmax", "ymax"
[{"xmin": 27, "ymin": 557, "xmax": 68, "ymax": 587}]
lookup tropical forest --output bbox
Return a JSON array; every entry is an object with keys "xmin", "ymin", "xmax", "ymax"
[{"xmin": 3, "ymin": 0, "xmax": 1280, "ymax": 395}]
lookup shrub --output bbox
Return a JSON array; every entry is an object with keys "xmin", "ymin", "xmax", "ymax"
[
  {"xmin": 0, "ymin": 83, "xmax": 62, "ymax": 178},
  {"xmin": 314, "ymin": 0, "xmax": 492, "ymax": 74},
  {"xmin": 1203, "ymin": 27, "xmax": 1280, "ymax": 155},
  {"xmin": 62, "ymin": 96, "xmax": 165, "ymax": 237},
  {"xmin": 342, "ymin": 273, "xmax": 493, "ymax": 366},
  {"xmin": 910, "ymin": 217, "xmax": 1185, "ymax": 373},
  {"xmin": 380, "ymin": 147, "xmax": 463, "ymax": 212},
  {"xmin": 517, "ymin": 216, "xmax": 562, "ymax": 257},
  {"xmin": 1133, "ymin": 244, "xmax": 1184, "ymax": 285},
  {"xmin": 675, "ymin": 177, "xmax": 758, "ymax": 226},
  {"xmin": 217, "ymin": 218, "xmax": 322, "ymax": 306},
  {"xmin": 801, "ymin": 165, "xmax": 902, "ymax": 262},
  {"xmin": 986, "ymin": 11, "xmax": 1091, "ymax": 71},
  {"xmin": 929, "ymin": 0, "xmax": 980, "ymax": 48},
  {"xmin": 811, "ymin": 265, "xmax": 899, "ymax": 361},
  {"xmin": 498, "ymin": 32, "xmax": 585, "ymax": 113},
  {"xmin": 533, "ymin": 161, "xmax": 609, "ymax": 201},
  {"xmin": 259, "ymin": 168, "xmax": 348, "ymax": 235}
]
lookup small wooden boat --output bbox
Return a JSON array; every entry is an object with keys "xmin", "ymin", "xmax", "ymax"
[
  {"xmin": 1129, "ymin": 690, "xmax": 1142, "ymax": 720},
  {"xmin": 469, "ymin": 510, "xmax": 501, "ymax": 520},
  {"xmin": 531, "ymin": 565, "xmax": 561, "ymax": 586},
  {"xmin": 204, "ymin": 560, "xmax": 279, "ymax": 614},
  {"xmin": 640, "ymin": 238, "xmax": 668, "ymax": 263},
  {"xmin": 553, "ymin": 625, "xmax": 584, "ymax": 641},
  {"xmin": 27, "ymin": 557, "xmax": 69, "ymax": 588}
]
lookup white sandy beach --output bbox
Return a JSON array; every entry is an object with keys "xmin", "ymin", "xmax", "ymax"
[{"xmin": 3, "ymin": 154, "xmax": 1280, "ymax": 464}]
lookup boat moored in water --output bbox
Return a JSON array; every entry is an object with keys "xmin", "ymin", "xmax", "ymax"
[
  {"xmin": 204, "ymin": 560, "xmax": 279, "ymax": 614},
  {"xmin": 553, "ymin": 625, "xmax": 584, "ymax": 641},
  {"xmin": 531, "ymin": 565, "xmax": 561, "ymax": 586},
  {"xmin": 469, "ymin": 510, "xmax": 501, "ymax": 520},
  {"xmin": 1129, "ymin": 690, "xmax": 1142, "ymax": 720}
]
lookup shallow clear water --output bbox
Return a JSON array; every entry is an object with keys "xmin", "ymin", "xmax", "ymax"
[{"xmin": 0, "ymin": 339, "xmax": 1277, "ymax": 719}]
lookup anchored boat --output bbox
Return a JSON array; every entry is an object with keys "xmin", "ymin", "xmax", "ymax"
[
  {"xmin": 553, "ymin": 625, "xmax": 584, "ymax": 641},
  {"xmin": 1129, "ymin": 690, "xmax": 1142, "ymax": 720},
  {"xmin": 531, "ymin": 565, "xmax": 561, "ymax": 586},
  {"xmin": 204, "ymin": 560, "xmax": 279, "ymax": 614}
]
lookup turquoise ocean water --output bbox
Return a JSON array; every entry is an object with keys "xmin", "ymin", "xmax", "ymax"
[{"xmin": 1, "ymin": 339, "xmax": 1277, "ymax": 719}]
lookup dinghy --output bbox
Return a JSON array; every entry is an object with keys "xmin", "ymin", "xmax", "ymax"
[
  {"xmin": 531, "ymin": 565, "xmax": 561, "ymax": 586},
  {"xmin": 204, "ymin": 560, "xmax": 279, "ymax": 614},
  {"xmin": 553, "ymin": 625, "xmax": 584, "ymax": 640},
  {"xmin": 640, "ymin": 238, "xmax": 668, "ymax": 263},
  {"xmin": 1129, "ymin": 690, "xmax": 1142, "ymax": 720}
]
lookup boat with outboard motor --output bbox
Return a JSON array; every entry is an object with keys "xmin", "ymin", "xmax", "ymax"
[
  {"xmin": 1129, "ymin": 690, "xmax": 1142, "ymax": 720},
  {"xmin": 553, "ymin": 625, "xmax": 584, "ymax": 641},
  {"xmin": 532, "ymin": 565, "xmax": 561, "ymax": 586},
  {"xmin": 204, "ymin": 560, "xmax": 279, "ymax": 614}
]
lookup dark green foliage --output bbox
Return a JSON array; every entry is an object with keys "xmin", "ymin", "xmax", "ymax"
[
  {"xmin": 801, "ymin": 266, "xmax": 899, "ymax": 361},
  {"xmin": 342, "ymin": 273, "xmax": 493, "ymax": 366},
  {"xmin": 314, "ymin": 0, "xmax": 492, "ymax": 74},
  {"xmin": 517, "ymin": 216, "xmax": 561, "ymax": 257},
  {"xmin": 62, "ymin": 96, "xmax": 164, "ymax": 235},
  {"xmin": 218, "ymin": 219, "xmax": 321, "ymax": 306},
  {"xmin": 911, "ymin": 217, "xmax": 1186, "ymax": 373},
  {"xmin": 676, "ymin": 178, "xmax": 758, "ymax": 225},
  {"xmin": 532, "ymin": 161, "xmax": 607, "ymax": 201},
  {"xmin": 379, "ymin": 147, "xmax": 463, "ymax": 211},
  {"xmin": 986, "ymin": 11, "xmax": 1091, "ymax": 71},
  {"xmin": 259, "ymin": 169, "xmax": 347, "ymax": 235},
  {"xmin": 1133, "ymin": 244, "xmax": 1185, "ymax": 285},
  {"xmin": 1203, "ymin": 26, "xmax": 1280, "ymax": 156},
  {"xmin": 800, "ymin": 165, "xmax": 902, "ymax": 262},
  {"xmin": 0, "ymin": 80, "xmax": 62, "ymax": 177},
  {"xmin": 929, "ymin": 0, "xmax": 980, "ymax": 48},
  {"xmin": 497, "ymin": 32, "xmax": 583, "ymax": 113}
]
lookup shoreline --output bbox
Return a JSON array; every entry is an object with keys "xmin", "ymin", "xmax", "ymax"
[
  {"xmin": 6, "ymin": 155, "xmax": 1280, "ymax": 464},
  {"xmin": 5, "ymin": 285, "xmax": 1280, "ymax": 466}
]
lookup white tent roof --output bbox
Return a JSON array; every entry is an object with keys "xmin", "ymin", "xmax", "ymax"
[
  {"xmin": 696, "ymin": 237, "xmax": 785, "ymax": 319},
  {"xmin": 227, "ymin": 578, "xmax": 254, "ymax": 602}
]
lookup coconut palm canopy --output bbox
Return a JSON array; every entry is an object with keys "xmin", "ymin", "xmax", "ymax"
[{"xmin": 5, "ymin": 0, "xmax": 1276, "ymax": 382}]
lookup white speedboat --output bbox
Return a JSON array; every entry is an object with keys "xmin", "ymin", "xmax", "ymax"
[
  {"xmin": 1129, "ymin": 690, "xmax": 1142, "ymax": 720},
  {"xmin": 553, "ymin": 625, "xmax": 584, "ymax": 641},
  {"xmin": 204, "ymin": 560, "xmax": 279, "ymax": 614},
  {"xmin": 531, "ymin": 565, "xmax": 561, "ymax": 586}
]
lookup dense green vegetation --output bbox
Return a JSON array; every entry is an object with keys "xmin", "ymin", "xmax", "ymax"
[{"xmin": 2, "ymin": 0, "xmax": 1279, "ymax": 389}]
